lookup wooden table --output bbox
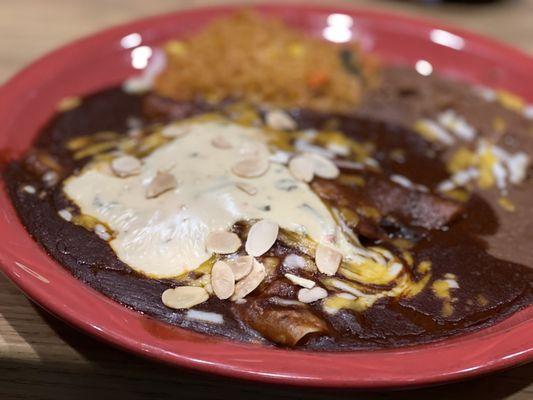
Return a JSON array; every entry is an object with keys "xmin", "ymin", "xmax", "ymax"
[{"xmin": 0, "ymin": 1, "xmax": 532, "ymax": 398}]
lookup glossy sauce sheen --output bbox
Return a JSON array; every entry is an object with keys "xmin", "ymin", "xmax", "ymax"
[{"xmin": 4, "ymin": 79, "xmax": 533, "ymax": 350}]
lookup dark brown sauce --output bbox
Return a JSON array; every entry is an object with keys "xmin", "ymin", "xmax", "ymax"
[{"xmin": 3, "ymin": 80, "xmax": 532, "ymax": 350}]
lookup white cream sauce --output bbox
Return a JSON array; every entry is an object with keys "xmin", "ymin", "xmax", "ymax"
[{"xmin": 63, "ymin": 121, "xmax": 378, "ymax": 278}]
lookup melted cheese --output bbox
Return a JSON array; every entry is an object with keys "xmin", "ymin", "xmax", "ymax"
[{"xmin": 64, "ymin": 121, "xmax": 372, "ymax": 278}]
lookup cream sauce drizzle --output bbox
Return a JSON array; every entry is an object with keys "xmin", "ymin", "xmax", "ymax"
[{"xmin": 63, "ymin": 121, "xmax": 379, "ymax": 278}]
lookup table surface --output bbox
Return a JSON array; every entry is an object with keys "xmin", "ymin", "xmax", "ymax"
[{"xmin": 0, "ymin": 0, "xmax": 532, "ymax": 399}]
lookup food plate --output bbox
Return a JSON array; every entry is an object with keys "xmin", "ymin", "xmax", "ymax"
[{"xmin": 0, "ymin": 4, "xmax": 531, "ymax": 389}]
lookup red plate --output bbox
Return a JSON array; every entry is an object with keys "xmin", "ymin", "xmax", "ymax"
[{"xmin": 0, "ymin": 4, "xmax": 531, "ymax": 389}]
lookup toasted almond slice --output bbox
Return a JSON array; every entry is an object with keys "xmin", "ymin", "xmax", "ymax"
[
  {"xmin": 315, "ymin": 244, "xmax": 342, "ymax": 276},
  {"xmin": 229, "ymin": 255, "xmax": 254, "ymax": 280},
  {"xmin": 245, "ymin": 220, "xmax": 279, "ymax": 257},
  {"xmin": 231, "ymin": 259, "xmax": 266, "ymax": 300},
  {"xmin": 289, "ymin": 156, "xmax": 314, "ymax": 182},
  {"xmin": 146, "ymin": 171, "xmax": 177, "ymax": 198},
  {"xmin": 236, "ymin": 182, "xmax": 258, "ymax": 195},
  {"xmin": 231, "ymin": 157, "xmax": 269, "ymax": 178},
  {"xmin": 111, "ymin": 155, "xmax": 141, "ymax": 177},
  {"xmin": 269, "ymin": 297, "xmax": 304, "ymax": 307},
  {"xmin": 161, "ymin": 286, "xmax": 209, "ymax": 309},
  {"xmin": 211, "ymin": 260, "xmax": 235, "ymax": 300},
  {"xmin": 203, "ymin": 282, "xmax": 214, "ymax": 295},
  {"xmin": 161, "ymin": 124, "xmax": 190, "ymax": 138},
  {"xmin": 22, "ymin": 185, "xmax": 37, "ymax": 194},
  {"xmin": 305, "ymin": 153, "xmax": 340, "ymax": 179},
  {"xmin": 206, "ymin": 231, "xmax": 242, "ymax": 254},
  {"xmin": 58, "ymin": 209, "xmax": 73, "ymax": 222},
  {"xmin": 284, "ymin": 273, "xmax": 316, "ymax": 289},
  {"xmin": 265, "ymin": 110, "xmax": 297, "ymax": 131},
  {"xmin": 211, "ymin": 135, "xmax": 232, "ymax": 149},
  {"xmin": 297, "ymin": 287, "xmax": 328, "ymax": 303}
]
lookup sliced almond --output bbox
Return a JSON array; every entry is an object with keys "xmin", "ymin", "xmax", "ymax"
[
  {"xmin": 22, "ymin": 185, "xmax": 36, "ymax": 194},
  {"xmin": 289, "ymin": 156, "xmax": 314, "ymax": 182},
  {"xmin": 235, "ymin": 182, "xmax": 258, "ymax": 195},
  {"xmin": 231, "ymin": 157, "xmax": 269, "ymax": 178},
  {"xmin": 203, "ymin": 282, "xmax": 214, "ymax": 295},
  {"xmin": 284, "ymin": 273, "xmax": 315, "ymax": 289},
  {"xmin": 211, "ymin": 260, "xmax": 235, "ymax": 300},
  {"xmin": 245, "ymin": 220, "xmax": 279, "ymax": 257},
  {"xmin": 111, "ymin": 155, "xmax": 141, "ymax": 177},
  {"xmin": 229, "ymin": 255, "xmax": 254, "ymax": 280},
  {"xmin": 315, "ymin": 244, "xmax": 342, "ymax": 276},
  {"xmin": 231, "ymin": 259, "xmax": 266, "ymax": 300},
  {"xmin": 297, "ymin": 287, "xmax": 328, "ymax": 303},
  {"xmin": 269, "ymin": 297, "xmax": 305, "ymax": 307},
  {"xmin": 58, "ymin": 209, "xmax": 73, "ymax": 222},
  {"xmin": 146, "ymin": 171, "xmax": 177, "ymax": 198},
  {"xmin": 206, "ymin": 231, "xmax": 242, "ymax": 254},
  {"xmin": 211, "ymin": 135, "xmax": 232, "ymax": 149},
  {"xmin": 161, "ymin": 124, "xmax": 190, "ymax": 138},
  {"xmin": 305, "ymin": 153, "xmax": 340, "ymax": 179},
  {"xmin": 161, "ymin": 286, "xmax": 209, "ymax": 309},
  {"xmin": 265, "ymin": 110, "xmax": 297, "ymax": 131}
]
